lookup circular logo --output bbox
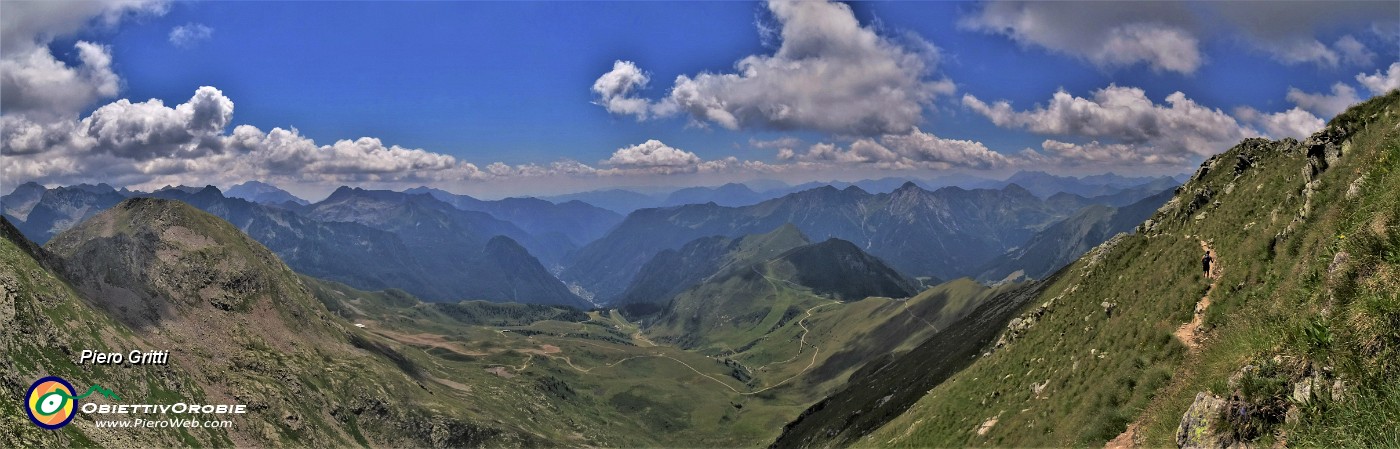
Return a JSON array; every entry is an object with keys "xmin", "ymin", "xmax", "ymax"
[{"xmin": 26, "ymin": 376, "xmax": 77, "ymax": 429}]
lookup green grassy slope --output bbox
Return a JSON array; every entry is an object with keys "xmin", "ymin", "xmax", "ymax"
[
  {"xmin": 647, "ymin": 242, "xmax": 1018, "ymax": 414},
  {"xmin": 851, "ymin": 91, "xmax": 1400, "ymax": 447},
  {"xmin": 616, "ymin": 223, "xmax": 811, "ymax": 309},
  {"xmin": 4, "ymin": 199, "xmax": 542, "ymax": 447},
  {"xmin": 308, "ymin": 273, "xmax": 831, "ymax": 447},
  {"xmin": 1, "ymin": 218, "xmax": 233, "ymax": 447},
  {"xmin": 310, "ymin": 239, "xmax": 1017, "ymax": 447},
  {"xmin": 771, "ymin": 278, "xmax": 1054, "ymax": 448}
]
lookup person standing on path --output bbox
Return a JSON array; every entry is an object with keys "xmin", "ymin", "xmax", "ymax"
[{"xmin": 1202, "ymin": 251, "xmax": 1214, "ymax": 278}]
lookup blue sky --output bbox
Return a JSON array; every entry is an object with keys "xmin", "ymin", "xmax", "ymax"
[{"xmin": 2, "ymin": 1, "xmax": 1397, "ymax": 199}]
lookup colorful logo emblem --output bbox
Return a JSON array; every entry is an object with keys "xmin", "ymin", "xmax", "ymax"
[{"xmin": 26, "ymin": 376, "xmax": 78, "ymax": 429}]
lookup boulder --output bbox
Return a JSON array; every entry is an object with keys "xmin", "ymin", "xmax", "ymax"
[{"xmin": 1177, "ymin": 392, "xmax": 1231, "ymax": 449}]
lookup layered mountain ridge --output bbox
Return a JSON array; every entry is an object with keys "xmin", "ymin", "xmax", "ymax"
[{"xmin": 564, "ymin": 180, "xmax": 1165, "ymax": 304}]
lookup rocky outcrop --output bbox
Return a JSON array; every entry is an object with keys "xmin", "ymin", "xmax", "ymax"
[{"xmin": 1177, "ymin": 392, "xmax": 1231, "ymax": 449}]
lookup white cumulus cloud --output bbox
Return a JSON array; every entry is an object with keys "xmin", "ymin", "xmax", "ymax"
[
  {"xmin": 962, "ymin": 85, "xmax": 1251, "ymax": 157},
  {"xmin": 1333, "ymin": 35, "xmax": 1376, "ymax": 67},
  {"xmin": 0, "ymin": 0, "xmax": 168, "ymax": 54},
  {"xmin": 1285, "ymin": 83, "xmax": 1360, "ymax": 118},
  {"xmin": 80, "ymin": 86, "xmax": 235, "ymax": 160},
  {"xmin": 0, "ymin": 41, "xmax": 121, "ymax": 122},
  {"xmin": 791, "ymin": 128, "xmax": 1011, "ymax": 170},
  {"xmin": 592, "ymin": 0, "xmax": 950, "ymax": 136},
  {"xmin": 168, "ymin": 23, "xmax": 213, "ymax": 48},
  {"xmin": 591, "ymin": 60, "xmax": 651, "ymax": 118},
  {"xmin": 959, "ymin": 1, "xmax": 1202, "ymax": 74},
  {"xmin": 1212, "ymin": 2, "xmax": 1395, "ymax": 68},
  {"xmin": 603, "ymin": 140, "xmax": 701, "ymax": 169},
  {"xmin": 961, "ymin": 1, "xmax": 1396, "ymax": 72},
  {"xmin": 0, "ymin": 0, "xmax": 167, "ymax": 122},
  {"xmin": 1357, "ymin": 62, "xmax": 1400, "ymax": 95},
  {"xmin": 1234, "ymin": 107, "xmax": 1324, "ymax": 140},
  {"xmin": 1038, "ymin": 139, "xmax": 1188, "ymax": 167}
]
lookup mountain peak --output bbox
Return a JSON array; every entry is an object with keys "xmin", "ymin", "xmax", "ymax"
[
  {"xmin": 154, "ymin": 184, "xmax": 204, "ymax": 194},
  {"xmin": 772, "ymin": 238, "xmax": 918, "ymax": 301},
  {"xmin": 66, "ymin": 183, "xmax": 118, "ymax": 194},
  {"xmin": 323, "ymin": 185, "xmax": 364, "ymax": 202},
  {"xmin": 891, "ymin": 181, "xmax": 926, "ymax": 197},
  {"xmin": 226, "ymin": 181, "xmax": 308, "ymax": 206},
  {"xmin": 717, "ymin": 182, "xmax": 755, "ymax": 191},
  {"xmin": 230, "ymin": 180, "xmax": 275, "ymax": 190},
  {"xmin": 484, "ymin": 234, "xmax": 526, "ymax": 252},
  {"xmin": 45, "ymin": 197, "xmax": 312, "ymax": 319}
]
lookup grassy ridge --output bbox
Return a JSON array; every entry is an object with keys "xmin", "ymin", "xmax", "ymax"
[{"xmin": 856, "ymin": 91, "xmax": 1400, "ymax": 447}]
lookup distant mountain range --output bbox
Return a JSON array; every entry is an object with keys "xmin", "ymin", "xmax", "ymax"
[
  {"xmin": 541, "ymin": 172, "xmax": 1185, "ymax": 214},
  {"xmin": 299, "ymin": 186, "xmax": 586, "ymax": 306},
  {"xmin": 0, "ymin": 183, "xmax": 595, "ymax": 306},
  {"xmin": 975, "ymin": 188, "xmax": 1174, "ymax": 283},
  {"xmin": 981, "ymin": 171, "xmax": 1178, "ymax": 198},
  {"xmin": 1, "ymin": 171, "xmax": 1178, "ymax": 308},
  {"xmin": 1, "ymin": 183, "xmax": 128, "ymax": 243},
  {"xmin": 563, "ymin": 181, "xmax": 1171, "ymax": 304},
  {"xmin": 542, "ymin": 188, "xmax": 662, "ymax": 215},
  {"xmin": 405, "ymin": 186, "xmax": 621, "ymax": 247}
]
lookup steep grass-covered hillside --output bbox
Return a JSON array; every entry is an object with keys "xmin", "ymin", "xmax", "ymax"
[
  {"xmin": 3, "ymin": 199, "xmax": 542, "ymax": 447},
  {"xmin": 780, "ymin": 91, "xmax": 1400, "ymax": 448}
]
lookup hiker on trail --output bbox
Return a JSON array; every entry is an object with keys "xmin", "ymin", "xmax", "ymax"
[{"xmin": 1202, "ymin": 251, "xmax": 1213, "ymax": 278}]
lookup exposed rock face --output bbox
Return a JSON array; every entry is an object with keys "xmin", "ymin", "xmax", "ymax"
[{"xmin": 1177, "ymin": 392, "xmax": 1231, "ymax": 449}]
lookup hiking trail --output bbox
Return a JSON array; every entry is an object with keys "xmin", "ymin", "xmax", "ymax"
[
  {"xmin": 1110, "ymin": 239, "xmax": 1219, "ymax": 448},
  {"xmin": 1174, "ymin": 239, "xmax": 1219, "ymax": 351}
]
